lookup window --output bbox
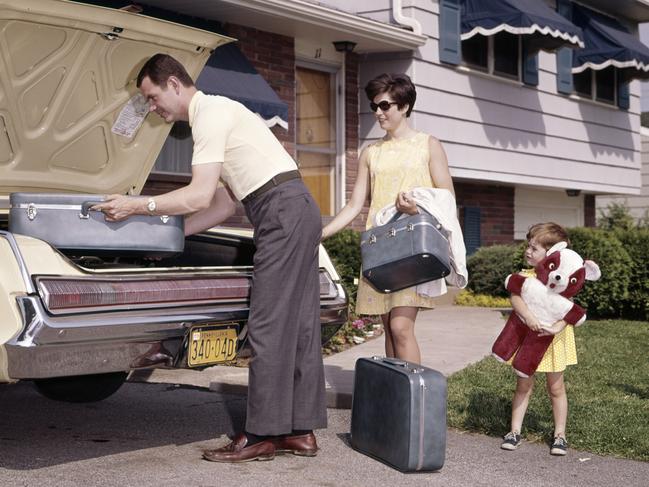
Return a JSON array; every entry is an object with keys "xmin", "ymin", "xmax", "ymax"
[
  {"xmin": 461, "ymin": 32, "xmax": 521, "ymax": 80},
  {"xmin": 296, "ymin": 66, "xmax": 338, "ymax": 216},
  {"xmin": 573, "ymin": 67, "xmax": 617, "ymax": 105},
  {"xmin": 152, "ymin": 122, "xmax": 193, "ymax": 175}
]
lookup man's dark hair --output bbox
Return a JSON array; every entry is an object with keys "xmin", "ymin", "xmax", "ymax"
[
  {"xmin": 136, "ymin": 53, "xmax": 195, "ymax": 88},
  {"xmin": 364, "ymin": 73, "xmax": 416, "ymax": 117}
]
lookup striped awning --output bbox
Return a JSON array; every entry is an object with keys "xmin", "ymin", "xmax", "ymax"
[
  {"xmin": 571, "ymin": 4, "xmax": 649, "ymax": 81},
  {"xmin": 461, "ymin": 0, "xmax": 584, "ymax": 51},
  {"xmin": 196, "ymin": 43, "xmax": 289, "ymax": 129}
]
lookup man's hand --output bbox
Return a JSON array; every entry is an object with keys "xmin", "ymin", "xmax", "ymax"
[
  {"xmin": 395, "ymin": 191, "xmax": 418, "ymax": 215},
  {"xmin": 92, "ymin": 195, "xmax": 144, "ymax": 222}
]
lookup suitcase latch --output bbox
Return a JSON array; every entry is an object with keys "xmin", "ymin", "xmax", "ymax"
[
  {"xmin": 160, "ymin": 215, "xmax": 169, "ymax": 224},
  {"xmin": 387, "ymin": 228, "xmax": 396, "ymax": 238},
  {"xmin": 27, "ymin": 204, "xmax": 38, "ymax": 221},
  {"xmin": 369, "ymin": 234, "xmax": 376, "ymax": 244},
  {"xmin": 407, "ymin": 223, "xmax": 414, "ymax": 232}
]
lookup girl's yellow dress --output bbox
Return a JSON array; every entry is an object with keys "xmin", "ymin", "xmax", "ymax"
[
  {"xmin": 510, "ymin": 269, "xmax": 578, "ymax": 373},
  {"xmin": 356, "ymin": 132, "xmax": 438, "ymax": 316}
]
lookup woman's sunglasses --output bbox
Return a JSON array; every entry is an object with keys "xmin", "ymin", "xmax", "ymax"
[{"xmin": 370, "ymin": 101, "xmax": 398, "ymax": 112}]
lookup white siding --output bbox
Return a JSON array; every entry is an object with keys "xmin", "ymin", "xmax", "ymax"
[
  {"xmin": 515, "ymin": 188, "xmax": 584, "ymax": 240},
  {"xmin": 596, "ymin": 128, "xmax": 649, "ymax": 221},
  {"xmin": 352, "ymin": 0, "xmax": 643, "ymax": 195}
]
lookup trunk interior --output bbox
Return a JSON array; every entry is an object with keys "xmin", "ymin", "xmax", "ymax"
[{"xmin": 0, "ymin": 213, "xmax": 256, "ymax": 270}]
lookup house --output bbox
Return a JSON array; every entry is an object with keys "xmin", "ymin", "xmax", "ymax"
[
  {"xmin": 596, "ymin": 126, "xmax": 649, "ymax": 223},
  {"xmin": 92, "ymin": 0, "xmax": 649, "ymax": 250}
]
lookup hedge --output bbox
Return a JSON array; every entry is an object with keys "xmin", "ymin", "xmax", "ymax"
[
  {"xmin": 566, "ymin": 227, "xmax": 632, "ymax": 318},
  {"xmin": 466, "ymin": 244, "xmax": 520, "ymax": 297},
  {"xmin": 614, "ymin": 229, "xmax": 649, "ymax": 320},
  {"xmin": 466, "ymin": 228, "xmax": 637, "ymax": 319}
]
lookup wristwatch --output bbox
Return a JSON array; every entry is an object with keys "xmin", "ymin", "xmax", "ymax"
[{"xmin": 147, "ymin": 197, "xmax": 156, "ymax": 214}]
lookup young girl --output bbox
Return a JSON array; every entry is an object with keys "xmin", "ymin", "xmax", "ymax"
[
  {"xmin": 321, "ymin": 73, "xmax": 455, "ymax": 364},
  {"xmin": 501, "ymin": 222, "xmax": 575, "ymax": 456}
]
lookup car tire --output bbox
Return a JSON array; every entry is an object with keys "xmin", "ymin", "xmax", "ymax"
[{"xmin": 33, "ymin": 372, "xmax": 129, "ymax": 403}]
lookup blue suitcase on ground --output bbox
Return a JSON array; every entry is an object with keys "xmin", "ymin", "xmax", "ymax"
[{"xmin": 350, "ymin": 356, "xmax": 447, "ymax": 472}]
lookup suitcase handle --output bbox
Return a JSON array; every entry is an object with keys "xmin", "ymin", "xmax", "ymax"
[
  {"xmin": 80, "ymin": 201, "xmax": 104, "ymax": 219},
  {"xmin": 375, "ymin": 356, "xmax": 425, "ymax": 374},
  {"xmin": 381, "ymin": 357, "xmax": 408, "ymax": 367}
]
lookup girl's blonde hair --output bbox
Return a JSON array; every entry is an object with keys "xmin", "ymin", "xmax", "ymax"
[{"xmin": 526, "ymin": 222, "xmax": 570, "ymax": 250}]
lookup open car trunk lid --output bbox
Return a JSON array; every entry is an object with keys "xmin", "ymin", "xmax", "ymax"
[{"xmin": 0, "ymin": 0, "xmax": 233, "ymax": 197}]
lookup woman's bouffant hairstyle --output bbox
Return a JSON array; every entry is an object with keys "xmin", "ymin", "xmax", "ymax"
[
  {"xmin": 527, "ymin": 222, "xmax": 570, "ymax": 250},
  {"xmin": 364, "ymin": 73, "xmax": 416, "ymax": 117},
  {"xmin": 137, "ymin": 53, "xmax": 195, "ymax": 88}
]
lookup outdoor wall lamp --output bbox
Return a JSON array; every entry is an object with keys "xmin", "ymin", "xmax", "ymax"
[
  {"xmin": 333, "ymin": 41, "xmax": 357, "ymax": 53},
  {"xmin": 565, "ymin": 189, "xmax": 581, "ymax": 197}
]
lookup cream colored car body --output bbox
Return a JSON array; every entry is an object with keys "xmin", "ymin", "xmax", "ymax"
[{"xmin": 0, "ymin": 1, "xmax": 346, "ymax": 391}]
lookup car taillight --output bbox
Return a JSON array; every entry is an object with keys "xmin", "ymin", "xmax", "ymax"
[
  {"xmin": 37, "ymin": 276, "xmax": 250, "ymax": 312},
  {"xmin": 319, "ymin": 270, "xmax": 339, "ymax": 299}
]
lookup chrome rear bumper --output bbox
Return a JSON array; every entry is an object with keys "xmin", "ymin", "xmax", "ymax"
[{"xmin": 5, "ymin": 293, "xmax": 347, "ymax": 380}]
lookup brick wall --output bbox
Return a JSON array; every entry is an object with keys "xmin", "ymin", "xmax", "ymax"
[
  {"xmin": 455, "ymin": 181, "xmax": 515, "ymax": 246},
  {"xmin": 343, "ymin": 52, "xmax": 369, "ymax": 232}
]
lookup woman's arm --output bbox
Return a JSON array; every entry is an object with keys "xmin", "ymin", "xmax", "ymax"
[
  {"xmin": 322, "ymin": 148, "xmax": 371, "ymax": 239},
  {"xmin": 428, "ymin": 136, "xmax": 455, "ymax": 196}
]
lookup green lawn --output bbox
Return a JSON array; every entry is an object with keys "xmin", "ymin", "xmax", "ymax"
[{"xmin": 447, "ymin": 320, "xmax": 649, "ymax": 461}]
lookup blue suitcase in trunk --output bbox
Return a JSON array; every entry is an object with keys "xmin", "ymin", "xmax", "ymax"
[{"xmin": 350, "ymin": 356, "xmax": 447, "ymax": 472}]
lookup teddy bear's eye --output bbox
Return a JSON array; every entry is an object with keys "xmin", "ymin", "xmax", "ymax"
[
  {"xmin": 570, "ymin": 277, "xmax": 577, "ymax": 285},
  {"xmin": 548, "ymin": 263, "xmax": 556, "ymax": 270}
]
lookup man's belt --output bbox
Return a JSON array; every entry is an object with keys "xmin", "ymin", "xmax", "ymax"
[{"xmin": 241, "ymin": 170, "xmax": 301, "ymax": 204}]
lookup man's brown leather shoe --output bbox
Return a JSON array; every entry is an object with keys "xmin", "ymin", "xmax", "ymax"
[
  {"xmin": 203, "ymin": 433, "xmax": 275, "ymax": 463},
  {"xmin": 274, "ymin": 432, "xmax": 318, "ymax": 457}
]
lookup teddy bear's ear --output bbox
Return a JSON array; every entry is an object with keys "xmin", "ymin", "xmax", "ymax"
[
  {"xmin": 547, "ymin": 241, "xmax": 568, "ymax": 255},
  {"xmin": 584, "ymin": 260, "xmax": 601, "ymax": 281}
]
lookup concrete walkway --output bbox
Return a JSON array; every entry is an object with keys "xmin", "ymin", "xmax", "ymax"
[
  {"xmin": 128, "ymin": 306, "xmax": 649, "ymax": 485},
  {"xmin": 129, "ymin": 305, "xmax": 506, "ymax": 408}
]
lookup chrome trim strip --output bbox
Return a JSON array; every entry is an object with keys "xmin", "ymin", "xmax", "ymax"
[
  {"xmin": 417, "ymin": 374, "xmax": 426, "ymax": 471},
  {"xmin": 12, "ymin": 203, "xmax": 83, "ymax": 210},
  {"xmin": 40, "ymin": 297, "xmax": 251, "ymax": 315},
  {"xmin": 0, "ymin": 230, "xmax": 35, "ymax": 293}
]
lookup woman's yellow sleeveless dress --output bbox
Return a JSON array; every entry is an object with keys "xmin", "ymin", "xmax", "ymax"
[
  {"xmin": 509, "ymin": 269, "xmax": 578, "ymax": 373},
  {"xmin": 356, "ymin": 132, "xmax": 438, "ymax": 316}
]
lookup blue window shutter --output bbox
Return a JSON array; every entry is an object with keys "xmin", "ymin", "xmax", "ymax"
[
  {"xmin": 522, "ymin": 39, "xmax": 539, "ymax": 86},
  {"xmin": 618, "ymin": 74, "xmax": 630, "ymax": 110},
  {"xmin": 439, "ymin": 0, "xmax": 461, "ymax": 65},
  {"xmin": 463, "ymin": 207, "xmax": 481, "ymax": 255},
  {"xmin": 556, "ymin": 0, "xmax": 574, "ymax": 94}
]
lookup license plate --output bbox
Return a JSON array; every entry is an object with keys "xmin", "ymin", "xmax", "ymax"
[{"xmin": 187, "ymin": 324, "xmax": 238, "ymax": 367}]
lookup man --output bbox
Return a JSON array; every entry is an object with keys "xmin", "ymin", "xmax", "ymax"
[{"xmin": 94, "ymin": 53, "xmax": 327, "ymax": 462}]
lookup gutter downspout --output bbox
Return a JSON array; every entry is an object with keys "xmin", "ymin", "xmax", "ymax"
[{"xmin": 392, "ymin": 0, "xmax": 423, "ymax": 36}]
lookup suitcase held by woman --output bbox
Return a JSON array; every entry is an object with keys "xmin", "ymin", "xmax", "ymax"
[
  {"xmin": 359, "ymin": 211, "xmax": 451, "ymax": 293},
  {"xmin": 350, "ymin": 356, "xmax": 447, "ymax": 472}
]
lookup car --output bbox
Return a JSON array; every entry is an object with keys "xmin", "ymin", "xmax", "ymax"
[{"xmin": 0, "ymin": 0, "xmax": 347, "ymax": 403}]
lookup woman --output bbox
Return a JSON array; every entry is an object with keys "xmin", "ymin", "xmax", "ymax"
[{"xmin": 322, "ymin": 73, "xmax": 455, "ymax": 364}]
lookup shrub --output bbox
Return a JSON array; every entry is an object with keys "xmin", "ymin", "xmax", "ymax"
[
  {"xmin": 614, "ymin": 228, "xmax": 649, "ymax": 320},
  {"xmin": 322, "ymin": 229, "xmax": 361, "ymax": 300},
  {"xmin": 466, "ymin": 244, "xmax": 520, "ymax": 297},
  {"xmin": 566, "ymin": 227, "xmax": 632, "ymax": 318},
  {"xmin": 597, "ymin": 201, "xmax": 635, "ymax": 231},
  {"xmin": 455, "ymin": 290, "xmax": 510, "ymax": 308}
]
